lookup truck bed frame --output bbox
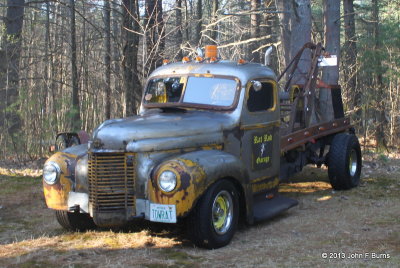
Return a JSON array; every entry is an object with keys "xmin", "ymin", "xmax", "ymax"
[{"xmin": 277, "ymin": 42, "xmax": 352, "ymax": 153}]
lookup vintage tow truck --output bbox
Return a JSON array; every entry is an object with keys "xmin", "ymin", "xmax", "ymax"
[{"xmin": 43, "ymin": 43, "xmax": 362, "ymax": 249}]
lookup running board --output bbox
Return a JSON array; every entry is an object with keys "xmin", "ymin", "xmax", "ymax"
[{"xmin": 253, "ymin": 194, "xmax": 298, "ymax": 223}]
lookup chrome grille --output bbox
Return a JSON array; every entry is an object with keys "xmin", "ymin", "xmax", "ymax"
[{"xmin": 88, "ymin": 153, "xmax": 135, "ymax": 212}]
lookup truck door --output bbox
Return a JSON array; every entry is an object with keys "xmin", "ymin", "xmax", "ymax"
[{"xmin": 240, "ymin": 79, "xmax": 281, "ymax": 195}]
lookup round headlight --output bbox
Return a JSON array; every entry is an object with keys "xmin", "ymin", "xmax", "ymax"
[
  {"xmin": 43, "ymin": 162, "xmax": 61, "ymax": 185},
  {"xmin": 158, "ymin": 170, "xmax": 177, "ymax": 192}
]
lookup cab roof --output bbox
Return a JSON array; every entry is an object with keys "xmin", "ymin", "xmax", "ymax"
[{"xmin": 148, "ymin": 60, "xmax": 277, "ymax": 85}]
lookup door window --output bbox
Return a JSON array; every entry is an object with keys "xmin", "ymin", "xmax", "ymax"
[{"xmin": 247, "ymin": 81, "xmax": 275, "ymax": 112}]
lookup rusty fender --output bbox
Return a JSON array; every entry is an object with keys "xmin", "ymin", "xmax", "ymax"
[
  {"xmin": 43, "ymin": 145, "xmax": 87, "ymax": 210},
  {"xmin": 148, "ymin": 150, "xmax": 252, "ymax": 219}
]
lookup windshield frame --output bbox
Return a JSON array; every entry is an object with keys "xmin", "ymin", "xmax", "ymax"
[{"xmin": 142, "ymin": 74, "xmax": 242, "ymax": 111}]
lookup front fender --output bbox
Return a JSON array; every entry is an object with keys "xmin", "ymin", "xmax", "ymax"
[
  {"xmin": 148, "ymin": 150, "xmax": 250, "ymax": 218},
  {"xmin": 43, "ymin": 144, "xmax": 87, "ymax": 210}
]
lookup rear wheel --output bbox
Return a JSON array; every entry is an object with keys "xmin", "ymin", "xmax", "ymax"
[
  {"xmin": 186, "ymin": 179, "xmax": 239, "ymax": 249},
  {"xmin": 55, "ymin": 210, "xmax": 96, "ymax": 231},
  {"xmin": 328, "ymin": 133, "xmax": 362, "ymax": 190}
]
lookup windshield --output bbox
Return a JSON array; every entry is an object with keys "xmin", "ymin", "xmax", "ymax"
[{"xmin": 144, "ymin": 76, "xmax": 238, "ymax": 108}]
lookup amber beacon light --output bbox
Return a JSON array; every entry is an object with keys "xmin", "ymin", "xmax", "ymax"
[{"xmin": 205, "ymin": 45, "xmax": 218, "ymax": 58}]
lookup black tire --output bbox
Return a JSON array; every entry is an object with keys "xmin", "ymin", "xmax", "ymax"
[
  {"xmin": 328, "ymin": 133, "xmax": 362, "ymax": 190},
  {"xmin": 186, "ymin": 179, "xmax": 239, "ymax": 249},
  {"xmin": 55, "ymin": 210, "xmax": 96, "ymax": 232}
]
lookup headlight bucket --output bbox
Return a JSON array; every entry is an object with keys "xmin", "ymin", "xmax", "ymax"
[
  {"xmin": 158, "ymin": 170, "xmax": 177, "ymax": 192},
  {"xmin": 43, "ymin": 162, "xmax": 61, "ymax": 185},
  {"xmin": 75, "ymin": 155, "xmax": 88, "ymax": 191}
]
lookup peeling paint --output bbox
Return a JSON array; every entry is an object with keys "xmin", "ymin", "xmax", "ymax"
[
  {"xmin": 43, "ymin": 152, "xmax": 77, "ymax": 210},
  {"xmin": 149, "ymin": 158, "xmax": 207, "ymax": 217}
]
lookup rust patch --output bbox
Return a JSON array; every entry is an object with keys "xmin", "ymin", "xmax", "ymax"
[
  {"xmin": 148, "ymin": 158, "xmax": 207, "ymax": 217},
  {"xmin": 43, "ymin": 152, "xmax": 78, "ymax": 210},
  {"xmin": 251, "ymin": 177, "xmax": 279, "ymax": 194}
]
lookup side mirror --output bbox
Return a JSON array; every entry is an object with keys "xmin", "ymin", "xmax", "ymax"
[{"xmin": 251, "ymin": 80, "xmax": 262, "ymax": 92}]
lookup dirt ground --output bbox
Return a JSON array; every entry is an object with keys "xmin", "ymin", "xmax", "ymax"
[{"xmin": 0, "ymin": 152, "xmax": 399, "ymax": 268}]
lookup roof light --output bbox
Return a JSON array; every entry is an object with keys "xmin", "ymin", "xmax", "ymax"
[
  {"xmin": 237, "ymin": 58, "xmax": 247, "ymax": 65},
  {"xmin": 163, "ymin": 59, "xmax": 170, "ymax": 65},
  {"xmin": 195, "ymin": 56, "xmax": 203, "ymax": 63},
  {"xmin": 182, "ymin": 56, "xmax": 190, "ymax": 63},
  {"xmin": 205, "ymin": 45, "xmax": 218, "ymax": 58},
  {"xmin": 209, "ymin": 56, "xmax": 218, "ymax": 63}
]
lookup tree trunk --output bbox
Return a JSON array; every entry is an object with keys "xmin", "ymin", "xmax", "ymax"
[
  {"xmin": 194, "ymin": 0, "xmax": 202, "ymax": 46},
  {"xmin": 145, "ymin": 0, "xmax": 164, "ymax": 74},
  {"xmin": 122, "ymin": 0, "xmax": 141, "ymax": 116},
  {"xmin": 104, "ymin": 0, "xmax": 111, "ymax": 120},
  {"xmin": 183, "ymin": 0, "xmax": 190, "ymax": 44},
  {"xmin": 372, "ymin": 0, "xmax": 387, "ymax": 152},
  {"xmin": 343, "ymin": 0, "xmax": 359, "ymax": 122},
  {"xmin": 250, "ymin": 0, "xmax": 261, "ymax": 63},
  {"xmin": 210, "ymin": 0, "xmax": 218, "ymax": 45},
  {"xmin": 175, "ymin": 0, "xmax": 183, "ymax": 59},
  {"xmin": 276, "ymin": 0, "xmax": 292, "ymax": 75},
  {"xmin": 69, "ymin": 0, "xmax": 81, "ymax": 131},
  {"xmin": 320, "ymin": 0, "xmax": 340, "ymax": 121},
  {"xmin": 2, "ymin": 0, "xmax": 25, "ymax": 135},
  {"xmin": 111, "ymin": 0, "xmax": 122, "ymax": 100},
  {"xmin": 51, "ymin": 1, "xmax": 61, "ymax": 133},
  {"xmin": 290, "ymin": 0, "xmax": 311, "ymax": 85},
  {"xmin": 156, "ymin": 0, "xmax": 165, "ymax": 59}
]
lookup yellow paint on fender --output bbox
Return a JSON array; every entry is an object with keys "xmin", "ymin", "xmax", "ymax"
[
  {"xmin": 148, "ymin": 158, "xmax": 207, "ymax": 217},
  {"xmin": 43, "ymin": 152, "xmax": 76, "ymax": 210}
]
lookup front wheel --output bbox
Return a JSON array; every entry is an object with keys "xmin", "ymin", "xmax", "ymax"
[
  {"xmin": 328, "ymin": 133, "xmax": 362, "ymax": 190},
  {"xmin": 56, "ymin": 210, "xmax": 96, "ymax": 232},
  {"xmin": 186, "ymin": 179, "xmax": 239, "ymax": 249}
]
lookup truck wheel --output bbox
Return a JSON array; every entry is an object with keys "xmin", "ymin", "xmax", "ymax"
[
  {"xmin": 186, "ymin": 179, "xmax": 239, "ymax": 249},
  {"xmin": 55, "ymin": 210, "xmax": 96, "ymax": 232},
  {"xmin": 328, "ymin": 133, "xmax": 362, "ymax": 190}
]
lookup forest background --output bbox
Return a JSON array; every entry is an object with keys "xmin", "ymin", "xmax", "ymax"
[{"xmin": 0, "ymin": 0, "xmax": 399, "ymax": 162}]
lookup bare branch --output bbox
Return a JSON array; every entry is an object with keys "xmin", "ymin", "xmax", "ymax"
[{"xmin": 218, "ymin": 35, "xmax": 273, "ymax": 49}]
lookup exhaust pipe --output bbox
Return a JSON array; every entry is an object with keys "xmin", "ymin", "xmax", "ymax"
[{"xmin": 264, "ymin": 46, "xmax": 273, "ymax": 66}]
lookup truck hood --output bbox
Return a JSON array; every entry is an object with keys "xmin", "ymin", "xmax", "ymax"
[{"xmin": 91, "ymin": 110, "xmax": 237, "ymax": 152}]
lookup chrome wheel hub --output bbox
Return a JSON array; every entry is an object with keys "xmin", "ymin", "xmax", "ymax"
[
  {"xmin": 212, "ymin": 190, "xmax": 233, "ymax": 235},
  {"xmin": 349, "ymin": 149, "xmax": 358, "ymax": 176}
]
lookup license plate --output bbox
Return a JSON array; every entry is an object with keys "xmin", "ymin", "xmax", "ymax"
[{"xmin": 149, "ymin": 204, "xmax": 177, "ymax": 223}]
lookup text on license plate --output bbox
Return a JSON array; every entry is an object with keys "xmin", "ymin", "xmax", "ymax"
[{"xmin": 149, "ymin": 204, "xmax": 177, "ymax": 223}]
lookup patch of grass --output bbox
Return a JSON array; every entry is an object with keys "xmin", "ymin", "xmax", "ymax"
[
  {"xmin": 12, "ymin": 259, "xmax": 55, "ymax": 268},
  {"xmin": 378, "ymin": 154, "xmax": 389, "ymax": 163},
  {"xmin": 387, "ymin": 231, "xmax": 400, "ymax": 252},
  {"xmin": 280, "ymin": 181, "xmax": 332, "ymax": 195},
  {"xmin": 355, "ymin": 176, "xmax": 400, "ymax": 199},
  {"xmin": 104, "ymin": 236, "xmax": 121, "ymax": 248},
  {"xmin": 364, "ymin": 176, "xmax": 396, "ymax": 187},
  {"xmin": 0, "ymin": 223, "xmax": 12, "ymax": 233},
  {"xmin": 159, "ymin": 248, "xmax": 203, "ymax": 267},
  {"xmin": 371, "ymin": 216, "xmax": 400, "ymax": 226},
  {"xmin": 61, "ymin": 232, "xmax": 95, "ymax": 243},
  {"xmin": 0, "ymin": 175, "xmax": 41, "ymax": 195},
  {"xmin": 144, "ymin": 264, "xmax": 169, "ymax": 268}
]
